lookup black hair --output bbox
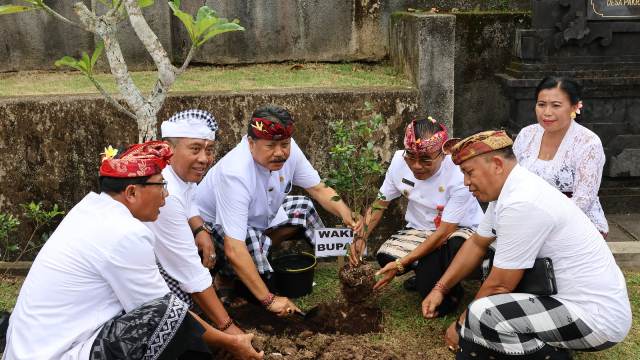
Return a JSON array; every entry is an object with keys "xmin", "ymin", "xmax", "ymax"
[
  {"xmin": 247, "ymin": 104, "xmax": 294, "ymax": 138},
  {"xmin": 535, "ymin": 76, "xmax": 582, "ymax": 105},
  {"xmin": 99, "ymin": 175, "xmax": 151, "ymax": 194},
  {"xmin": 413, "ymin": 117, "xmax": 444, "ymax": 140}
]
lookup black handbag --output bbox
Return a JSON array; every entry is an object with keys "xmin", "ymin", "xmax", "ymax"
[{"xmin": 483, "ymin": 251, "xmax": 558, "ymax": 296}]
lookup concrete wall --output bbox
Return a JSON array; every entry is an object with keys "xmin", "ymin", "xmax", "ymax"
[
  {"xmin": 0, "ymin": 1, "xmax": 529, "ymax": 72},
  {"xmin": 389, "ymin": 11, "xmax": 532, "ymax": 136},
  {"xmin": 453, "ymin": 12, "xmax": 532, "ymax": 136},
  {"xmin": 389, "ymin": 12, "xmax": 456, "ymax": 130},
  {"xmin": 0, "ymin": 88, "xmax": 418, "ymax": 254}
]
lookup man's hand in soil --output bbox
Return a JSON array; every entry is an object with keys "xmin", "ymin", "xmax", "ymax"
[
  {"xmin": 268, "ymin": 296, "xmax": 303, "ymax": 317},
  {"xmin": 195, "ymin": 231, "xmax": 215, "ymax": 269},
  {"xmin": 230, "ymin": 333, "xmax": 264, "ymax": 360},
  {"xmin": 373, "ymin": 262, "xmax": 398, "ymax": 290},
  {"xmin": 421, "ymin": 289, "xmax": 444, "ymax": 318},
  {"xmin": 224, "ymin": 323, "xmax": 245, "ymax": 336},
  {"xmin": 348, "ymin": 237, "xmax": 366, "ymax": 267}
]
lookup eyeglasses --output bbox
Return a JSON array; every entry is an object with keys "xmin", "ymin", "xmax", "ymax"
[
  {"xmin": 403, "ymin": 150, "xmax": 442, "ymax": 166},
  {"xmin": 140, "ymin": 180, "xmax": 168, "ymax": 191}
]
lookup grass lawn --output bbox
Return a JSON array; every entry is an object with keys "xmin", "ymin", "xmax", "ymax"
[
  {"xmin": 2, "ymin": 264, "xmax": 638, "ymax": 359},
  {"xmin": 0, "ymin": 63, "xmax": 412, "ymax": 97},
  {"xmin": 297, "ymin": 263, "xmax": 640, "ymax": 359}
]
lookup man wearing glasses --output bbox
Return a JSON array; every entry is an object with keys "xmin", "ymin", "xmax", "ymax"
[
  {"xmin": 3, "ymin": 141, "xmax": 262, "ymax": 360},
  {"xmin": 145, "ymin": 109, "xmax": 244, "ymax": 335},
  {"xmin": 349, "ymin": 117, "xmax": 483, "ymax": 317}
]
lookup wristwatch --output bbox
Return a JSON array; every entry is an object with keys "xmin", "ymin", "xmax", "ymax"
[{"xmin": 193, "ymin": 222, "xmax": 213, "ymax": 236}]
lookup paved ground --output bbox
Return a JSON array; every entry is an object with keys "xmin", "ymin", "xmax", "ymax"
[{"xmin": 606, "ymin": 214, "xmax": 640, "ymax": 270}]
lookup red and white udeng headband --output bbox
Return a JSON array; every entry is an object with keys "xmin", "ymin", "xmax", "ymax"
[
  {"xmin": 403, "ymin": 118, "xmax": 448, "ymax": 154},
  {"xmin": 250, "ymin": 117, "xmax": 294, "ymax": 140}
]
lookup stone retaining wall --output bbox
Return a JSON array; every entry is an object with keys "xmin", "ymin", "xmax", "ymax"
[
  {"xmin": 0, "ymin": 1, "xmax": 529, "ymax": 72},
  {"xmin": 0, "ymin": 87, "xmax": 418, "ymax": 253}
]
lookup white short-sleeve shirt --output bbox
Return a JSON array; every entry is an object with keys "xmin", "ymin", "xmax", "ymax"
[
  {"xmin": 477, "ymin": 165, "xmax": 631, "ymax": 343},
  {"xmin": 145, "ymin": 166, "xmax": 212, "ymax": 294},
  {"xmin": 378, "ymin": 151, "xmax": 483, "ymax": 230},
  {"xmin": 3, "ymin": 192, "xmax": 169, "ymax": 360},
  {"xmin": 196, "ymin": 136, "xmax": 321, "ymax": 240}
]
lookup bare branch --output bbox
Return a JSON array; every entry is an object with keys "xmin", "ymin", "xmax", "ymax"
[
  {"xmin": 87, "ymin": 75, "xmax": 137, "ymax": 120},
  {"xmin": 40, "ymin": 2, "xmax": 85, "ymax": 30},
  {"xmin": 177, "ymin": 44, "xmax": 197, "ymax": 75},
  {"xmin": 72, "ymin": 2, "xmax": 98, "ymax": 32},
  {"xmin": 123, "ymin": 0, "xmax": 177, "ymax": 84}
]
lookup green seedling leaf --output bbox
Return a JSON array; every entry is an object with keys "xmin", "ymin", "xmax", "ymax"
[
  {"xmin": 330, "ymin": 195, "xmax": 341, "ymax": 202},
  {"xmin": 91, "ymin": 41, "xmax": 104, "ymax": 69},
  {"xmin": 138, "ymin": 0, "xmax": 155, "ymax": 8},
  {"xmin": 169, "ymin": 0, "xmax": 196, "ymax": 43}
]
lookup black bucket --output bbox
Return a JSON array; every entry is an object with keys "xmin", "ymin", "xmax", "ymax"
[{"xmin": 271, "ymin": 252, "xmax": 317, "ymax": 298}]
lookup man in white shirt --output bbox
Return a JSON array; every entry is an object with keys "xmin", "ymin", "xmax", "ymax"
[
  {"xmin": 350, "ymin": 117, "xmax": 483, "ymax": 316},
  {"xmin": 196, "ymin": 104, "xmax": 359, "ymax": 316},
  {"xmin": 145, "ymin": 109, "xmax": 243, "ymax": 335},
  {"xmin": 2, "ymin": 141, "xmax": 262, "ymax": 360},
  {"xmin": 422, "ymin": 131, "xmax": 631, "ymax": 359}
]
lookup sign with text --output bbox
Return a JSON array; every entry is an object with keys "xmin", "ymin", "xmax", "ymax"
[
  {"xmin": 589, "ymin": 0, "xmax": 640, "ymax": 20},
  {"xmin": 314, "ymin": 228, "xmax": 360, "ymax": 257}
]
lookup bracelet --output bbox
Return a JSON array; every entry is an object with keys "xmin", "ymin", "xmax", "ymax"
[
  {"xmin": 434, "ymin": 281, "xmax": 450, "ymax": 295},
  {"xmin": 217, "ymin": 317, "xmax": 234, "ymax": 331},
  {"xmin": 260, "ymin": 292, "xmax": 275, "ymax": 309},
  {"xmin": 394, "ymin": 259, "xmax": 405, "ymax": 273}
]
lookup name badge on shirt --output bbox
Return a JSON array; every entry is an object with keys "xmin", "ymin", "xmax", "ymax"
[{"xmin": 401, "ymin": 178, "xmax": 415, "ymax": 187}]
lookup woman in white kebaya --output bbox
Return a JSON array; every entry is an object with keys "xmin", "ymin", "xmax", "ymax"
[{"xmin": 513, "ymin": 76, "xmax": 608, "ymax": 236}]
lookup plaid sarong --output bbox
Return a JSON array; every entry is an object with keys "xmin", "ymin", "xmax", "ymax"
[
  {"xmin": 460, "ymin": 293, "xmax": 616, "ymax": 355},
  {"xmin": 376, "ymin": 227, "xmax": 475, "ymax": 261},
  {"xmin": 212, "ymin": 195, "xmax": 324, "ymax": 274},
  {"xmin": 158, "ymin": 265, "xmax": 194, "ymax": 309},
  {"xmin": 90, "ymin": 293, "xmax": 191, "ymax": 360}
]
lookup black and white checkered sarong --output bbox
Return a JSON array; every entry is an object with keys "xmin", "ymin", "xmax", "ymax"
[
  {"xmin": 212, "ymin": 195, "xmax": 324, "ymax": 274},
  {"xmin": 158, "ymin": 265, "xmax": 194, "ymax": 309},
  {"xmin": 461, "ymin": 293, "xmax": 616, "ymax": 355},
  {"xmin": 376, "ymin": 227, "xmax": 475, "ymax": 261}
]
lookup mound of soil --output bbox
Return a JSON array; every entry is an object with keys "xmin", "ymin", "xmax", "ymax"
[
  {"xmin": 228, "ymin": 300, "xmax": 382, "ymax": 336},
  {"xmin": 212, "ymin": 331, "xmax": 401, "ymax": 360},
  {"xmin": 338, "ymin": 263, "xmax": 376, "ymax": 304}
]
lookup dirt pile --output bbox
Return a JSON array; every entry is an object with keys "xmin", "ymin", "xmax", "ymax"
[
  {"xmin": 212, "ymin": 331, "xmax": 401, "ymax": 360},
  {"xmin": 219, "ymin": 261, "xmax": 389, "ymax": 359},
  {"xmin": 228, "ymin": 300, "xmax": 382, "ymax": 336},
  {"xmin": 338, "ymin": 263, "xmax": 377, "ymax": 304}
]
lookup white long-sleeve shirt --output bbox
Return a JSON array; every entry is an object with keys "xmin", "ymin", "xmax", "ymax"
[
  {"xmin": 145, "ymin": 165, "xmax": 212, "ymax": 294},
  {"xmin": 3, "ymin": 192, "xmax": 169, "ymax": 360}
]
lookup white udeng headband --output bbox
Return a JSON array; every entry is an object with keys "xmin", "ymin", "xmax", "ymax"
[{"xmin": 161, "ymin": 109, "xmax": 218, "ymax": 141}]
